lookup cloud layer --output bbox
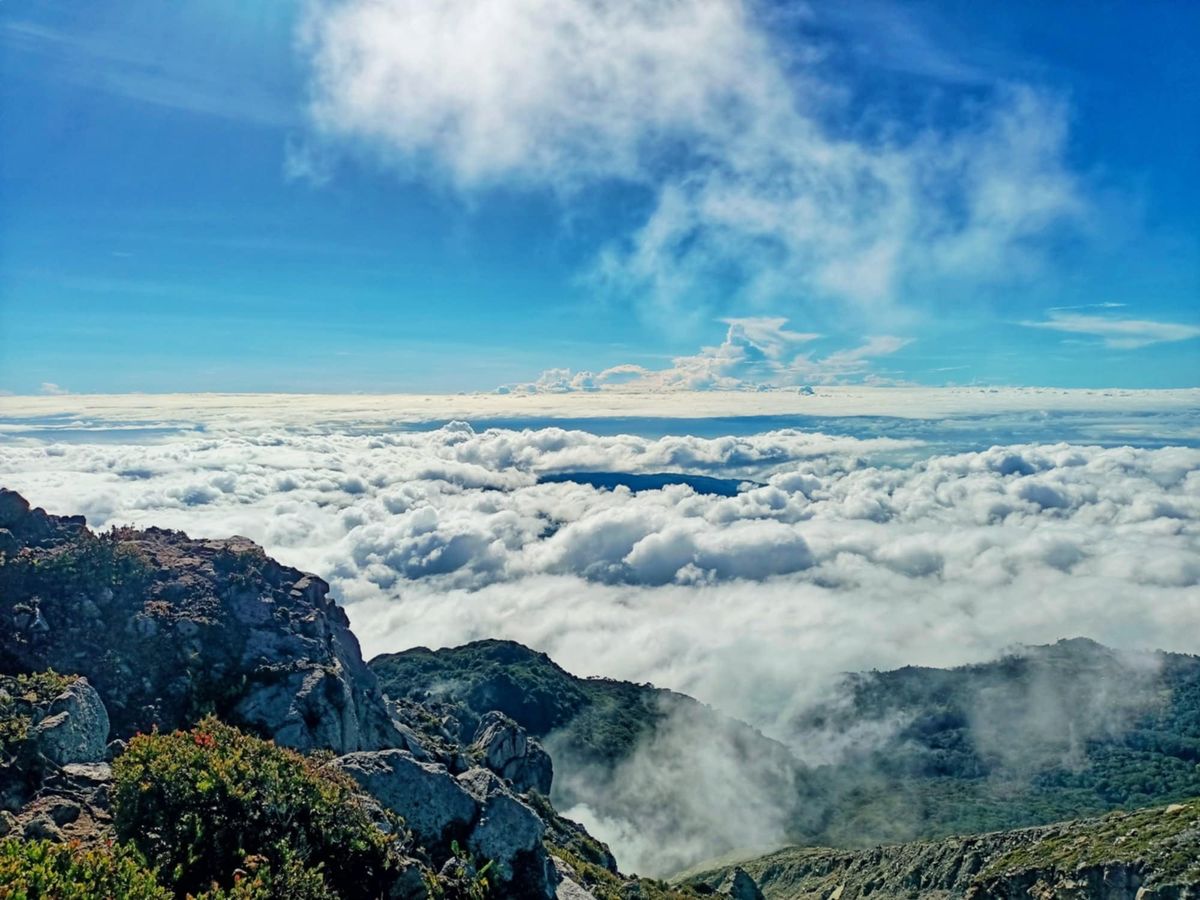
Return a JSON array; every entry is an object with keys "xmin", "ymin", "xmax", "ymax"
[
  {"xmin": 3, "ymin": 424, "xmax": 1196, "ymax": 724},
  {"xmin": 502, "ymin": 317, "xmax": 911, "ymax": 392},
  {"xmin": 3, "ymin": 419, "xmax": 1197, "ymax": 868},
  {"xmin": 301, "ymin": 0, "xmax": 1086, "ymax": 319}
]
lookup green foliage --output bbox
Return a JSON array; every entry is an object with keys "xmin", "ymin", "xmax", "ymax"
[
  {"xmin": 370, "ymin": 640, "xmax": 688, "ymax": 767},
  {"xmin": 192, "ymin": 853, "xmax": 337, "ymax": 900},
  {"xmin": 0, "ymin": 838, "xmax": 170, "ymax": 899},
  {"xmin": 111, "ymin": 717, "xmax": 402, "ymax": 900},
  {"xmin": 797, "ymin": 640, "xmax": 1200, "ymax": 846},
  {"xmin": 0, "ymin": 531, "xmax": 154, "ymax": 619},
  {"xmin": 422, "ymin": 841, "xmax": 491, "ymax": 900}
]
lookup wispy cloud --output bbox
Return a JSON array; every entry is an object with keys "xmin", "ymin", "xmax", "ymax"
[
  {"xmin": 1022, "ymin": 312, "xmax": 1200, "ymax": 349},
  {"xmin": 38, "ymin": 382, "xmax": 69, "ymax": 396},
  {"xmin": 300, "ymin": 0, "xmax": 1087, "ymax": 321},
  {"xmin": 1, "ymin": 19, "xmax": 296, "ymax": 127}
]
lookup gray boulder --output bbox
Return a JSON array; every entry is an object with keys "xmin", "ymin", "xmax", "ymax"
[
  {"xmin": 458, "ymin": 767, "xmax": 559, "ymax": 898},
  {"xmin": 553, "ymin": 858, "xmax": 598, "ymax": 899},
  {"xmin": 333, "ymin": 749, "xmax": 477, "ymax": 847},
  {"xmin": 555, "ymin": 876, "xmax": 598, "ymax": 900},
  {"xmin": 31, "ymin": 679, "xmax": 109, "ymax": 766},
  {"xmin": 716, "ymin": 867, "xmax": 766, "ymax": 900},
  {"xmin": 471, "ymin": 711, "xmax": 553, "ymax": 794}
]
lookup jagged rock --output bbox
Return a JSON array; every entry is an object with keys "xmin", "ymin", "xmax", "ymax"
[
  {"xmin": 472, "ymin": 711, "xmax": 553, "ymax": 794},
  {"xmin": 552, "ymin": 858, "xmax": 600, "ymax": 899},
  {"xmin": 715, "ymin": 867, "xmax": 764, "ymax": 900},
  {"xmin": 0, "ymin": 811, "xmax": 15, "ymax": 837},
  {"xmin": 556, "ymin": 876, "xmax": 598, "ymax": 899},
  {"xmin": 0, "ymin": 492, "xmax": 403, "ymax": 755},
  {"xmin": 23, "ymin": 814, "xmax": 62, "ymax": 841},
  {"xmin": 0, "ymin": 489, "xmax": 81, "ymax": 548},
  {"xmin": 689, "ymin": 799, "xmax": 1200, "ymax": 900},
  {"xmin": 457, "ymin": 767, "xmax": 559, "ymax": 898},
  {"xmin": 44, "ymin": 798, "xmax": 81, "ymax": 827},
  {"xmin": 333, "ymin": 749, "xmax": 477, "ymax": 847},
  {"xmin": 31, "ymin": 678, "xmax": 109, "ymax": 766}
]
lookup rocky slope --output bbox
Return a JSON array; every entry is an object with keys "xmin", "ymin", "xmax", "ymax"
[
  {"xmin": 0, "ymin": 489, "xmax": 709, "ymax": 899},
  {"xmin": 0, "ymin": 488, "xmax": 399, "ymax": 753},
  {"xmin": 683, "ymin": 798, "xmax": 1200, "ymax": 899},
  {"xmin": 794, "ymin": 637, "xmax": 1200, "ymax": 846},
  {"xmin": 373, "ymin": 636, "xmax": 1200, "ymax": 860},
  {"xmin": 371, "ymin": 640, "xmax": 799, "ymax": 819}
]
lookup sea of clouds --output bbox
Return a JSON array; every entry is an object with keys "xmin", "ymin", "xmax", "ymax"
[
  {"xmin": 3, "ymin": 418, "xmax": 1197, "ymax": 731},
  {"xmin": 3, "ymin": 411, "xmax": 1198, "ymax": 871}
]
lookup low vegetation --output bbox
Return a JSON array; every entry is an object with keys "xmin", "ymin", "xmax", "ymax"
[
  {"xmin": 111, "ymin": 717, "xmax": 404, "ymax": 899},
  {"xmin": 983, "ymin": 797, "xmax": 1200, "ymax": 884},
  {"xmin": 0, "ymin": 838, "xmax": 169, "ymax": 900}
]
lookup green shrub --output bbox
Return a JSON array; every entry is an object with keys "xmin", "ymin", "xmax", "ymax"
[
  {"xmin": 112, "ymin": 717, "xmax": 402, "ymax": 899},
  {"xmin": 0, "ymin": 531, "xmax": 154, "ymax": 615},
  {"xmin": 0, "ymin": 838, "xmax": 169, "ymax": 899},
  {"xmin": 193, "ymin": 853, "xmax": 336, "ymax": 900}
]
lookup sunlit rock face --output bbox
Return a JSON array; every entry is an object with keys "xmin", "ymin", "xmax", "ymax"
[{"xmin": 0, "ymin": 488, "xmax": 400, "ymax": 754}]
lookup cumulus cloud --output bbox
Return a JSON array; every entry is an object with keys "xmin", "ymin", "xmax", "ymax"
[
  {"xmin": 503, "ymin": 317, "xmax": 908, "ymax": 393},
  {"xmin": 1021, "ymin": 311, "xmax": 1200, "ymax": 349},
  {"xmin": 2, "ymin": 418, "xmax": 1198, "ymax": 869},
  {"xmin": 2, "ymin": 424, "xmax": 1196, "ymax": 699},
  {"xmin": 38, "ymin": 382, "xmax": 69, "ymax": 395},
  {"xmin": 300, "ymin": 0, "xmax": 1086, "ymax": 318}
]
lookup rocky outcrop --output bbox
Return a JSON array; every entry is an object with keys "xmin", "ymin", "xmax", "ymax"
[
  {"xmin": 29, "ymin": 678, "xmax": 109, "ymax": 767},
  {"xmin": 472, "ymin": 711, "xmax": 554, "ymax": 794},
  {"xmin": 0, "ymin": 489, "xmax": 86, "ymax": 552},
  {"xmin": 1, "ymin": 674, "xmax": 110, "ymax": 812},
  {"xmin": 0, "ymin": 489, "xmax": 402, "ymax": 754},
  {"xmin": 713, "ymin": 868, "xmax": 765, "ymax": 899},
  {"xmin": 333, "ymin": 749, "xmax": 477, "ymax": 848},
  {"xmin": 8, "ymin": 762, "xmax": 114, "ymax": 845},
  {"xmin": 457, "ymin": 766, "xmax": 557, "ymax": 895},
  {"xmin": 333, "ymin": 747, "xmax": 561, "ymax": 898},
  {"xmin": 685, "ymin": 799, "xmax": 1200, "ymax": 900}
]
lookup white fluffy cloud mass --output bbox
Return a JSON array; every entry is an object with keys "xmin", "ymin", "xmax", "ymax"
[
  {"xmin": 503, "ymin": 317, "xmax": 911, "ymax": 393},
  {"xmin": 300, "ymin": 0, "xmax": 1084, "ymax": 318},
  {"xmin": 4, "ymin": 417, "xmax": 1198, "ymax": 871},
  {"xmin": 3, "ymin": 423, "xmax": 1197, "ymax": 734}
]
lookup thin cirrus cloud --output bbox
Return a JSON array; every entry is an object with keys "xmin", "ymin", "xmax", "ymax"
[
  {"xmin": 1022, "ymin": 311, "xmax": 1200, "ymax": 349},
  {"xmin": 299, "ymin": 0, "xmax": 1087, "ymax": 319},
  {"xmin": 500, "ymin": 317, "xmax": 910, "ymax": 393}
]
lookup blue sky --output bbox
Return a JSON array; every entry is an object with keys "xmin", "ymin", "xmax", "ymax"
[{"xmin": 1, "ymin": 0, "xmax": 1197, "ymax": 393}]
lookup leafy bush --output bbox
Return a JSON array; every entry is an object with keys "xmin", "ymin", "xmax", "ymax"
[
  {"xmin": 112, "ymin": 717, "xmax": 402, "ymax": 899},
  {"xmin": 0, "ymin": 838, "xmax": 169, "ymax": 899},
  {"xmin": 194, "ymin": 853, "xmax": 337, "ymax": 900},
  {"xmin": 0, "ymin": 531, "xmax": 154, "ymax": 622}
]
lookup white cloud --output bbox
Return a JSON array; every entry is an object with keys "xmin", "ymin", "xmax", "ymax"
[
  {"xmin": 300, "ymin": 0, "xmax": 1086, "ymax": 317},
  {"xmin": 1021, "ymin": 312, "xmax": 1200, "ymax": 349},
  {"xmin": 2, "ymin": 417, "xmax": 1198, "ymax": 871},
  {"xmin": 38, "ymin": 382, "xmax": 69, "ymax": 395},
  {"xmin": 4, "ymin": 388, "xmax": 1196, "ymax": 432},
  {"xmin": 504, "ymin": 318, "xmax": 907, "ymax": 393}
]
